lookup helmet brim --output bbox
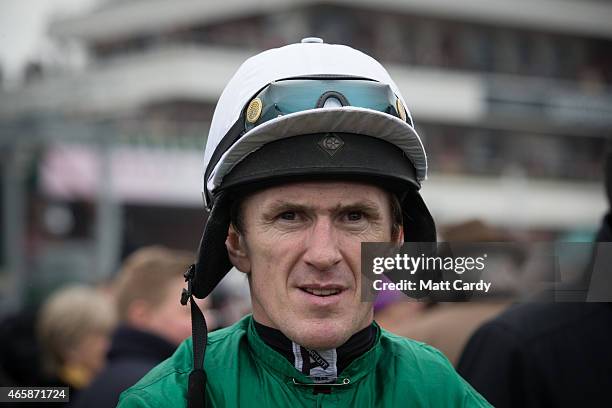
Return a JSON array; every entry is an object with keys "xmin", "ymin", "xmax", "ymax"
[{"xmin": 206, "ymin": 107, "xmax": 427, "ymax": 198}]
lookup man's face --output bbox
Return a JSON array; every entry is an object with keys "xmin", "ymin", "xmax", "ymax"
[{"xmin": 226, "ymin": 181, "xmax": 400, "ymax": 349}]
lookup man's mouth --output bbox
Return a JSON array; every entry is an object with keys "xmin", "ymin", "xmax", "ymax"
[{"xmin": 301, "ymin": 287, "xmax": 342, "ymax": 297}]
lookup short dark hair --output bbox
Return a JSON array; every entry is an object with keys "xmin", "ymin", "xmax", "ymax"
[
  {"xmin": 230, "ymin": 190, "xmax": 403, "ymax": 239},
  {"xmin": 389, "ymin": 194, "xmax": 403, "ymax": 240}
]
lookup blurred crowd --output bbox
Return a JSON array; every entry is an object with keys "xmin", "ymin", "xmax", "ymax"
[{"xmin": 0, "ymin": 246, "xmax": 250, "ymax": 407}]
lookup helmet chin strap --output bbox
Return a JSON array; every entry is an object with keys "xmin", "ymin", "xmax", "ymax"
[
  {"xmin": 181, "ymin": 192, "xmax": 233, "ymax": 408},
  {"xmin": 181, "ymin": 265, "xmax": 209, "ymax": 408}
]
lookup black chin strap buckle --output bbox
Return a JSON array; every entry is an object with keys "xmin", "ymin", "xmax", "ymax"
[{"xmin": 181, "ymin": 264, "xmax": 195, "ymax": 306}]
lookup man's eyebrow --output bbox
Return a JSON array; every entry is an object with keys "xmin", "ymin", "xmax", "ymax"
[
  {"xmin": 262, "ymin": 199, "xmax": 383, "ymax": 216},
  {"xmin": 333, "ymin": 200, "xmax": 383, "ymax": 216},
  {"xmin": 261, "ymin": 201, "xmax": 310, "ymax": 218}
]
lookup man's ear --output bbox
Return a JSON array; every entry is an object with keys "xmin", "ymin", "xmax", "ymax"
[
  {"xmin": 226, "ymin": 225, "xmax": 251, "ymax": 274},
  {"xmin": 397, "ymin": 227, "xmax": 404, "ymax": 243},
  {"xmin": 392, "ymin": 225, "xmax": 404, "ymax": 244}
]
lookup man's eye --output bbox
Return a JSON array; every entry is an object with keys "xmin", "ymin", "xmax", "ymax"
[
  {"xmin": 346, "ymin": 211, "xmax": 364, "ymax": 221},
  {"xmin": 279, "ymin": 211, "xmax": 297, "ymax": 221}
]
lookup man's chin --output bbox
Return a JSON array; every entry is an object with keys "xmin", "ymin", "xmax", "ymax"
[
  {"xmin": 294, "ymin": 334, "xmax": 347, "ymax": 350},
  {"xmin": 286, "ymin": 319, "xmax": 354, "ymax": 350}
]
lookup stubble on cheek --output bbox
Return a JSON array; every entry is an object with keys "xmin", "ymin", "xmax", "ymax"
[{"xmin": 244, "ymin": 231, "xmax": 297, "ymax": 326}]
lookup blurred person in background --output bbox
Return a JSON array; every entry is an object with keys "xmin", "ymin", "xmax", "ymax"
[
  {"xmin": 72, "ymin": 246, "xmax": 216, "ymax": 408},
  {"xmin": 375, "ymin": 220, "xmax": 527, "ymax": 365},
  {"xmin": 457, "ymin": 144, "xmax": 612, "ymax": 407},
  {"xmin": 37, "ymin": 284, "xmax": 117, "ymax": 404}
]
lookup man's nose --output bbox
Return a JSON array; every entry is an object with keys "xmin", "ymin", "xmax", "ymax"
[{"xmin": 303, "ymin": 217, "xmax": 342, "ymax": 271}]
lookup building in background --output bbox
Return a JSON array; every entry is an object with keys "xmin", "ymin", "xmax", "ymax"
[{"xmin": 1, "ymin": 0, "xmax": 611, "ymax": 312}]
